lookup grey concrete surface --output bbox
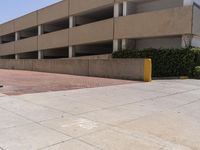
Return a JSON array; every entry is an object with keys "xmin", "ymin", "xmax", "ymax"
[
  {"xmin": 0, "ymin": 79, "xmax": 200, "ymax": 150},
  {"xmin": 0, "ymin": 58, "xmax": 146, "ymax": 81}
]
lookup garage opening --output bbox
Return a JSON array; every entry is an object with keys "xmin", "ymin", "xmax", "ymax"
[
  {"xmin": 74, "ymin": 6, "xmax": 113, "ymax": 26},
  {"xmin": 43, "ymin": 18, "xmax": 69, "ymax": 34},
  {"xmin": 42, "ymin": 47, "xmax": 69, "ymax": 59},
  {"xmin": 1, "ymin": 33, "xmax": 15, "ymax": 44},
  {"xmin": 0, "ymin": 54, "xmax": 15, "ymax": 59},
  {"xmin": 18, "ymin": 26, "xmax": 38, "ymax": 40},
  {"xmin": 18, "ymin": 51, "xmax": 38, "ymax": 59},
  {"xmin": 74, "ymin": 41, "xmax": 113, "ymax": 57}
]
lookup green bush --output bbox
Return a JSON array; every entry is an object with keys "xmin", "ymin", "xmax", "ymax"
[
  {"xmin": 194, "ymin": 66, "xmax": 200, "ymax": 79},
  {"xmin": 112, "ymin": 48, "xmax": 200, "ymax": 77},
  {"xmin": 191, "ymin": 48, "xmax": 200, "ymax": 66}
]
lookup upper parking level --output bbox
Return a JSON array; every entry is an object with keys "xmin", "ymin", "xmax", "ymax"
[{"xmin": 0, "ymin": 0, "xmax": 195, "ymax": 37}]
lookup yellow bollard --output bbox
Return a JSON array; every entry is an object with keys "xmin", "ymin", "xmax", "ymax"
[{"xmin": 144, "ymin": 59, "xmax": 152, "ymax": 82}]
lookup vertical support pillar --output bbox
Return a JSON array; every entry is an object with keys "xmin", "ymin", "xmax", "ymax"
[
  {"xmin": 183, "ymin": 0, "xmax": 193, "ymax": 6},
  {"xmin": 69, "ymin": 16, "xmax": 75, "ymax": 58},
  {"xmin": 113, "ymin": 3, "xmax": 120, "ymax": 52},
  {"xmin": 122, "ymin": 1, "xmax": 128, "ymax": 50},
  {"xmin": 15, "ymin": 32, "xmax": 19, "ymax": 41},
  {"xmin": 15, "ymin": 32, "xmax": 19, "ymax": 59},
  {"xmin": 181, "ymin": 34, "xmax": 192, "ymax": 48},
  {"xmin": 38, "ymin": 50, "xmax": 44, "ymax": 60},
  {"xmin": 38, "ymin": 25, "xmax": 44, "ymax": 59},
  {"xmin": 15, "ymin": 54, "xmax": 19, "ymax": 60}
]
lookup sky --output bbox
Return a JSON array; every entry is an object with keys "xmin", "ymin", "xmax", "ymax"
[{"xmin": 0, "ymin": 0, "xmax": 62, "ymax": 24}]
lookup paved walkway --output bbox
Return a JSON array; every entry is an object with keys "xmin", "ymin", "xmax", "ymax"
[
  {"xmin": 0, "ymin": 69, "xmax": 134, "ymax": 95},
  {"xmin": 0, "ymin": 79, "xmax": 200, "ymax": 150}
]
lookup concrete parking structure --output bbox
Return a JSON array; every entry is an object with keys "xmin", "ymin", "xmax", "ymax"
[{"xmin": 1, "ymin": 0, "xmax": 200, "ymax": 59}]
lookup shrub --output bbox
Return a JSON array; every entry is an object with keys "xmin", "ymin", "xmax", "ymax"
[
  {"xmin": 191, "ymin": 48, "xmax": 200, "ymax": 66},
  {"xmin": 194, "ymin": 66, "xmax": 200, "ymax": 79},
  {"xmin": 112, "ymin": 48, "xmax": 198, "ymax": 77}
]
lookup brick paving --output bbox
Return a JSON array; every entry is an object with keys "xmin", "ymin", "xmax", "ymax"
[{"xmin": 0, "ymin": 69, "xmax": 135, "ymax": 95}]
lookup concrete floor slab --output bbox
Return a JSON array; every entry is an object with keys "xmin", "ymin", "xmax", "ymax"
[
  {"xmin": 40, "ymin": 116, "xmax": 108, "ymax": 138},
  {"xmin": 0, "ymin": 108, "xmax": 32, "ymax": 130},
  {"xmin": 0, "ymin": 123, "xmax": 71, "ymax": 150},
  {"xmin": 79, "ymin": 129, "xmax": 163, "ymax": 150},
  {"xmin": 118, "ymin": 111, "xmax": 200, "ymax": 149},
  {"xmin": 42, "ymin": 139, "xmax": 99, "ymax": 150},
  {"xmin": 0, "ymin": 98, "xmax": 68, "ymax": 122}
]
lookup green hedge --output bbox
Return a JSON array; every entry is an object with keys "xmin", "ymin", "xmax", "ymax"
[
  {"xmin": 112, "ymin": 48, "xmax": 200, "ymax": 77},
  {"xmin": 194, "ymin": 66, "xmax": 200, "ymax": 79}
]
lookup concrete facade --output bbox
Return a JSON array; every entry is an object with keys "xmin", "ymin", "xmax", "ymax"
[{"xmin": 0, "ymin": 0, "xmax": 200, "ymax": 59}]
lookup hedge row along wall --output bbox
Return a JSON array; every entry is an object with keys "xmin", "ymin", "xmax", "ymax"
[{"xmin": 112, "ymin": 48, "xmax": 200, "ymax": 77}]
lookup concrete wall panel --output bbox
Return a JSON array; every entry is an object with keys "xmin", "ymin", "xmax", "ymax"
[
  {"xmin": 0, "ymin": 21, "xmax": 15, "ymax": 36},
  {"xmin": 89, "ymin": 59, "xmax": 144, "ymax": 80},
  {"xmin": 15, "ymin": 37, "xmax": 38, "ymax": 53},
  {"xmin": 69, "ymin": 19, "xmax": 113, "ymax": 45},
  {"xmin": 14, "ymin": 12, "xmax": 38, "ymax": 31},
  {"xmin": 32, "ymin": 59, "xmax": 89, "ymax": 76},
  {"xmin": 0, "ymin": 42, "xmax": 15, "ymax": 56},
  {"xmin": 0, "ymin": 59, "xmax": 147, "ymax": 81},
  {"xmin": 69, "ymin": 0, "xmax": 114, "ymax": 15},
  {"xmin": 38, "ymin": 29, "xmax": 69, "ymax": 50},
  {"xmin": 38, "ymin": 0, "xmax": 69, "ymax": 24},
  {"xmin": 114, "ymin": 6, "xmax": 193, "ymax": 39}
]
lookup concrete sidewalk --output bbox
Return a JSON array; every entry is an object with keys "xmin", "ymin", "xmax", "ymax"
[{"xmin": 0, "ymin": 79, "xmax": 200, "ymax": 150}]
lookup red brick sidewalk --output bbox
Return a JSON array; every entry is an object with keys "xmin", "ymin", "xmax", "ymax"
[{"xmin": 0, "ymin": 69, "xmax": 135, "ymax": 95}]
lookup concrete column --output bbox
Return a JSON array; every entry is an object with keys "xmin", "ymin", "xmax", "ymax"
[
  {"xmin": 183, "ymin": 0, "xmax": 193, "ymax": 5},
  {"xmin": 69, "ymin": 16, "xmax": 75, "ymax": 58},
  {"xmin": 123, "ymin": 1, "xmax": 127, "ymax": 16},
  {"xmin": 38, "ymin": 25, "xmax": 43, "ymax": 35},
  {"xmin": 184, "ymin": 0, "xmax": 200, "ymax": 6},
  {"xmin": 69, "ymin": 46, "xmax": 75, "ymax": 58},
  {"xmin": 69, "ymin": 16, "xmax": 75, "ymax": 28},
  {"xmin": 113, "ymin": 40, "xmax": 119, "ymax": 52},
  {"xmin": 38, "ymin": 25, "xmax": 44, "ymax": 59},
  {"xmin": 122, "ymin": 1, "xmax": 128, "ymax": 50},
  {"xmin": 181, "ymin": 34, "xmax": 192, "ymax": 48},
  {"xmin": 38, "ymin": 50, "xmax": 44, "ymax": 60},
  {"xmin": 114, "ymin": 3, "xmax": 120, "ymax": 18},
  {"xmin": 15, "ymin": 32, "xmax": 19, "ymax": 60},
  {"xmin": 15, "ymin": 32, "xmax": 19, "ymax": 41},
  {"xmin": 15, "ymin": 54, "xmax": 19, "ymax": 60},
  {"xmin": 113, "ymin": 3, "xmax": 120, "ymax": 52}
]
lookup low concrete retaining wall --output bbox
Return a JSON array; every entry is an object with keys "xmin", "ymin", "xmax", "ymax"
[{"xmin": 0, "ymin": 59, "xmax": 152, "ymax": 81}]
